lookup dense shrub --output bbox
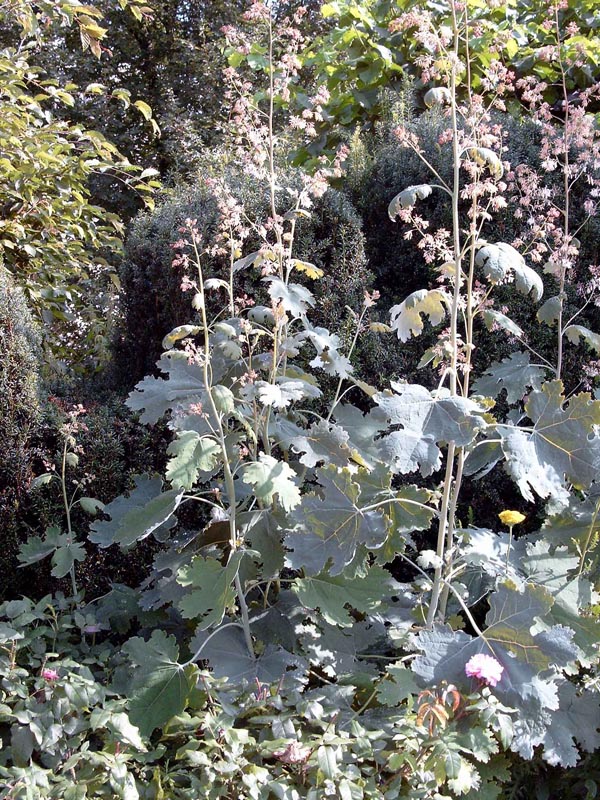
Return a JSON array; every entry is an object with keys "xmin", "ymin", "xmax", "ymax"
[
  {"xmin": 1, "ymin": 390, "xmax": 173, "ymax": 602},
  {"xmin": 112, "ymin": 170, "xmax": 374, "ymax": 390},
  {"xmin": 0, "ymin": 267, "xmax": 43, "ymax": 597},
  {"xmin": 345, "ymin": 108, "xmax": 600, "ymax": 389}
]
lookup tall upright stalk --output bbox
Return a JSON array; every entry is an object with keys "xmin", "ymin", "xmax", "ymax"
[{"xmin": 426, "ymin": 2, "xmax": 463, "ymax": 628}]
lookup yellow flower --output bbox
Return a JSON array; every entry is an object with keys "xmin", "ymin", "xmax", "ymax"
[{"xmin": 498, "ymin": 510, "xmax": 526, "ymax": 526}]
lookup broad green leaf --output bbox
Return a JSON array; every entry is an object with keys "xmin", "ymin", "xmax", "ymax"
[
  {"xmin": 541, "ymin": 493, "xmax": 600, "ymax": 556},
  {"xmin": 317, "ymin": 745, "xmax": 338, "ymax": 779},
  {"xmin": 389, "ymin": 289, "xmax": 448, "ymax": 341},
  {"xmin": 77, "ymin": 496, "xmax": 105, "ymax": 515},
  {"xmin": 459, "ymin": 727, "xmax": 499, "ymax": 763},
  {"xmin": 542, "ymin": 680, "xmax": 600, "ymax": 767},
  {"xmin": 51, "ymin": 542, "xmax": 86, "ymax": 578},
  {"xmin": 291, "ymin": 259, "xmax": 324, "ymax": 279},
  {"xmin": 242, "ymin": 453, "xmax": 301, "ymax": 511},
  {"xmin": 352, "ymin": 463, "xmax": 435, "ymax": 560},
  {"xmin": 127, "ymin": 353, "xmax": 209, "ymax": 425},
  {"xmin": 521, "ymin": 539, "xmax": 597, "ymax": 653},
  {"xmin": 177, "ymin": 553, "xmax": 243, "ymax": 630},
  {"xmin": 90, "ymin": 475, "xmax": 183, "ymax": 548},
  {"xmin": 18, "ymin": 528, "xmax": 59, "ymax": 566},
  {"xmin": 472, "ymin": 351, "xmax": 546, "ymax": 405},
  {"xmin": 309, "ymin": 347, "xmax": 354, "ymax": 378},
  {"xmin": 90, "ymin": 708, "xmax": 146, "ymax": 751},
  {"xmin": 376, "ymin": 662, "xmax": 420, "ymax": 706},
  {"xmin": 286, "ymin": 465, "xmax": 388, "ymax": 575},
  {"xmin": 484, "ymin": 583, "xmax": 561, "ymax": 670},
  {"xmin": 255, "ymin": 378, "xmax": 320, "ymax": 409},
  {"xmin": 165, "ymin": 431, "xmax": 222, "ymax": 490},
  {"xmin": 211, "ymin": 384, "xmax": 235, "ymax": 415},
  {"xmin": 498, "ymin": 381, "xmax": 600, "ymax": 502},
  {"xmin": 161, "ymin": 324, "xmax": 201, "ymax": 350},
  {"xmin": 30, "ymin": 473, "xmax": 56, "ymax": 489},
  {"xmin": 123, "ymin": 630, "xmax": 194, "ymax": 737},
  {"xmin": 134, "ymin": 99, "xmax": 153, "ymax": 120},
  {"xmin": 447, "ymin": 758, "xmax": 480, "ymax": 794},
  {"xmin": 292, "ymin": 565, "xmax": 394, "ymax": 626},
  {"xmin": 240, "ymin": 511, "xmax": 285, "ymax": 579}
]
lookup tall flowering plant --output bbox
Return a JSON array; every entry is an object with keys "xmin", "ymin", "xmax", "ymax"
[{"xmin": 72, "ymin": 0, "xmax": 600, "ymax": 784}]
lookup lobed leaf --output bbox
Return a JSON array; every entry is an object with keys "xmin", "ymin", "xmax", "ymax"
[{"xmin": 389, "ymin": 289, "xmax": 448, "ymax": 341}]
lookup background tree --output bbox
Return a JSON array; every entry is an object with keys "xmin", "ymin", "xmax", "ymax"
[{"xmin": 0, "ymin": 0, "xmax": 160, "ymax": 365}]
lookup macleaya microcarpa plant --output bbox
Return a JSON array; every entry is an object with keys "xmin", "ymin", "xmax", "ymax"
[{"xmin": 14, "ymin": 0, "xmax": 600, "ymax": 796}]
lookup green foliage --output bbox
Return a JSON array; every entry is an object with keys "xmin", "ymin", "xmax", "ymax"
[
  {"xmin": 8, "ymin": 2, "xmax": 600, "ymax": 798},
  {"xmin": 113, "ymin": 175, "xmax": 373, "ymax": 389},
  {"xmin": 0, "ymin": 0, "xmax": 158, "ymax": 365},
  {"xmin": 0, "ymin": 268, "xmax": 42, "ymax": 600},
  {"xmin": 297, "ymin": 0, "xmax": 600, "ymax": 159}
]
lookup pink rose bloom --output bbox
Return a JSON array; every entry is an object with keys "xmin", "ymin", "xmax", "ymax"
[
  {"xmin": 465, "ymin": 654, "xmax": 503, "ymax": 687},
  {"xmin": 41, "ymin": 668, "xmax": 59, "ymax": 682}
]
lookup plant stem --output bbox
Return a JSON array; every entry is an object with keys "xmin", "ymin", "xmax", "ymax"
[
  {"xmin": 427, "ymin": 4, "xmax": 463, "ymax": 628},
  {"xmin": 60, "ymin": 437, "xmax": 78, "ymax": 600},
  {"xmin": 193, "ymin": 233, "xmax": 255, "ymax": 660}
]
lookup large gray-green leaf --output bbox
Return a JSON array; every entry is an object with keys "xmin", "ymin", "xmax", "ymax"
[
  {"xmin": 475, "ymin": 243, "xmax": 542, "ymax": 301},
  {"xmin": 542, "ymin": 680, "xmax": 600, "ymax": 767},
  {"xmin": 564, "ymin": 324, "xmax": 600, "ymax": 354},
  {"xmin": 537, "ymin": 296, "xmax": 561, "ymax": 326},
  {"xmin": 541, "ymin": 493, "xmax": 600, "ymax": 556},
  {"xmin": 521, "ymin": 539, "xmax": 597, "ymax": 654},
  {"xmin": 472, "ymin": 352, "xmax": 546, "ymax": 405},
  {"xmin": 177, "ymin": 552, "xmax": 243, "ymax": 630},
  {"xmin": 484, "ymin": 583, "xmax": 578, "ymax": 671},
  {"xmin": 265, "ymin": 277, "xmax": 315, "ymax": 319},
  {"xmin": 127, "ymin": 353, "xmax": 208, "ymax": 425},
  {"xmin": 298, "ymin": 619, "xmax": 381, "ymax": 678},
  {"xmin": 389, "ymin": 289, "xmax": 448, "ymax": 341},
  {"xmin": 240, "ymin": 511, "xmax": 285, "ymax": 579},
  {"xmin": 352, "ymin": 465, "xmax": 435, "ymax": 562},
  {"xmin": 388, "ymin": 184, "xmax": 432, "ymax": 218},
  {"xmin": 242, "ymin": 454, "xmax": 301, "ymax": 511},
  {"xmin": 286, "ymin": 466, "xmax": 388, "ymax": 575},
  {"xmin": 289, "ymin": 419, "xmax": 352, "ymax": 468},
  {"xmin": 51, "ymin": 541, "xmax": 86, "ymax": 579},
  {"xmin": 165, "ymin": 431, "xmax": 222, "ymax": 490},
  {"xmin": 292, "ymin": 565, "xmax": 396, "ymax": 627},
  {"xmin": 376, "ymin": 661, "xmax": 421, "ymax": 706},
  {"xmin": 482, "ymin": 309, "xmax": 524, "ymax": 338},
  {"xmin": 190, "ymin": 625, "xmax": 307, "ymax": 687},
  {"xmin": 89, "ymin": 475, "xmax": 183, "ymax": 548},
  {"xmin": 498, "ymin": 381, "xmax": 600, "ymax": 502},
  {"xmin": 122, "ymin": 630, "xmax": 194, "ymax": 737},
  {"xmin": 18, "ymin": 525, "xmax": 62, "ymax": 567},
  {"xmin": 374, "ymin": 382, "xmax": 487, "ymax": 476},
  {"xmin": 254, "ymin": 378, "xmax": 321, "ymax": 409}
]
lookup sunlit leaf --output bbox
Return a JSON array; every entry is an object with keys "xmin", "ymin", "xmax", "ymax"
[{"xmin": 389, "ymin": 289, "xmax": 448, "ymax": 341}]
